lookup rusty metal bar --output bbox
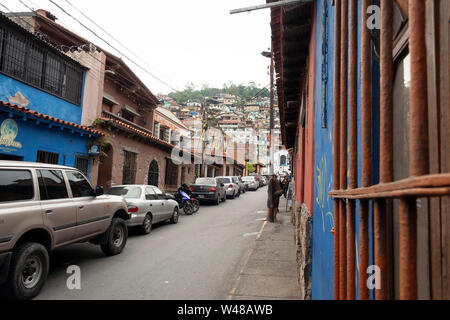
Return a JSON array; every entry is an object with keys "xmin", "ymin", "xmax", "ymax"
[
  {"xmin": 339, "ymin": 0, "xmax": 349, "ymax": 300},
  {"xmin": 373, "ymin": 0, "xmax": 394, "ymax": 300},
  {"xmin": 347, "ymin": 0, "xmax": 358, "ymax": 301},
  {"xmin": 329, "ymin": 173, "xmax": 450, "ymax": 197},
  {"xmin": 332, "ymin": 0, "xmax": 342, "ymax": 301},
  {"xmin": 379, "ymin": 2, "xmax": 394, "ymax": 184},
  {"xmin": 397, "ymin": 0, "xmax": 429, "ymax": 300},
  {"xmin": 409, "ymin": 0, "xmax": 429, "ymax": 177},
  {"xmin": 399, "ymin": 198, "xmax": 418, "ymax": 299},
  {"xmin": 359, "ymin": 0, "xmax": 372, "ymax": 301}
]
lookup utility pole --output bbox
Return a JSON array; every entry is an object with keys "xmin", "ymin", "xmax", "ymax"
[{"xmin": 269, "ymin": 49, "xmax": 274, "ymax": 176}]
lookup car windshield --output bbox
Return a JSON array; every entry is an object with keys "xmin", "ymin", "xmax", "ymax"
[
  {"xmin": 218, "ymin": 177, "xmax": 231, "ymax": 184},
  {"xmin": 106, "ymin": 186, "xmax": 142, "ymax": 199},
  {"xmin": 195, "ymin": 178, "xmax": 216, "ymax": 185}
]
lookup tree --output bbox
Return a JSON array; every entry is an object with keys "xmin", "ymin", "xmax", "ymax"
[{"xmin": 247, "ymin": 163, "xmax": 256, "ymax": 174}]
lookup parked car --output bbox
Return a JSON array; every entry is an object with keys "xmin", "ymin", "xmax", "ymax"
[
  {"xmin": 261, "ymin": 176, "xmax": 268, "ymax": 186},
  {"xmin": 189, "ymin": 177, "xmax": 226, "ymax": 205},
  {"xmin": 249, "ymin": 173, "xmax": 264, "ymax": 187},
  {"xmin": 232, "ymin": 176, "xmax": 246, "ymax": 194},
  {"xmin": 106, "ymin": 185, "xmax": 179, "ymax": 234},
  {"xmin": 0, "ymin": 161, "xmax": 130, "ymax": 300},
  {"xmin": 217, "ymin": 176, "xmax": 240, "ymax": 199},
  {"xmin": 242, "ymin": 176, "xmax": 259, "ymax": 191}
]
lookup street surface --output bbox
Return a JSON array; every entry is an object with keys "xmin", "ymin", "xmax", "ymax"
[{"xmin": 36, "ymin": 187, "xmax": 269, "ymax": 300}]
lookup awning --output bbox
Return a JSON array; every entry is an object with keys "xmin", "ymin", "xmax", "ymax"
[
  {"xmin": 103, "ymin": 92, "xmax": 119, "ymax": 105},
  {"xmin": 122, "ymin": 104, "xmax": 141, "ymax": 117}
]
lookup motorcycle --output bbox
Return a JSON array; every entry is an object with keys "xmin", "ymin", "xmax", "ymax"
[{"xmin": 174, "ymin": 186, "xmax": 200, "ymax": 215}]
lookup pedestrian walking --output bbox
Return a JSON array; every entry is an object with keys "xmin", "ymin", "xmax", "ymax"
[
  {"xmin": 282, "ymin": 176, "xmax": 289, "ymax": 198},
  {"xmin": 267, "ymin": 174, "xmax": 283, "ymax": 222}
]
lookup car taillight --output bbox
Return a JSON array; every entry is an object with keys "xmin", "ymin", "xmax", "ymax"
[
  {"xmin": 209, "ymin": 187, "xmax": 216, "ymax": 192},
  {"xmin": 189, "ymin": 186, "xmax": 194, "ymax": 191},
  {"xmin": 128, "ymin": 206, "xmax": 139, "ymax": 213},
  {"xmin": 228, "ymin": 184, "xmax": 233, "ymax": 189}
]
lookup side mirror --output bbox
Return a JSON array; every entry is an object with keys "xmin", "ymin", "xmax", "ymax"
[
  {"xmin": 166, "ymin": 194, "xmax": 175, "ymax": 200},
  {"xmin": 95, "ymin": 186, "xmax": 104, "ymax": 196}
]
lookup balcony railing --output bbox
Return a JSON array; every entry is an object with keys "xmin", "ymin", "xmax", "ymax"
[{"xmin": 102, "ymin": 110, "xmax": 153, "ymax": 136}]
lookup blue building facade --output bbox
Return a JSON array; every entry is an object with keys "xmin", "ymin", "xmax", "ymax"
[{"xmin": 0, "ymin": 13, "xmax": 100, "ymax": 177}]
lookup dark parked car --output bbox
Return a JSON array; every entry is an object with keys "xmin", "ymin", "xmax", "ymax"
[{"xmin": 189, "ymin": 177, "xmax": 226, "ymax": 205}]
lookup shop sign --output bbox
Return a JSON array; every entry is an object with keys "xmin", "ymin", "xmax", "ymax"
[{"xmin": 0, "ymin": 119, "xmax": 22, "ymax": 150}]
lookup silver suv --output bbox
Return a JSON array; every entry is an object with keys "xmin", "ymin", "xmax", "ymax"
[{"xmin": 0, "ymin": 161, "xmax": 129, "ymax": 300}]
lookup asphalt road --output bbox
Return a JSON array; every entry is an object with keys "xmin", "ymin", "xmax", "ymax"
[{"xmin": 35, "ymin": 186, "xmax": 269, "ymax": 300}]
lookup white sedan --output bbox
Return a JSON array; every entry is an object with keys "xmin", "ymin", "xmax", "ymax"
[{"xmin": 106, "ymin": 185, "xmax": 179, "ymax": 234}]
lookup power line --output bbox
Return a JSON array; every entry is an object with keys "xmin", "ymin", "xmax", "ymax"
[
  {"xmin": 47, "ymin": 0, "xmax": 179, "ymax": 93},
  {"xmin": 59, "ymin": 0, "xmax": 181, "ymax": 91}
]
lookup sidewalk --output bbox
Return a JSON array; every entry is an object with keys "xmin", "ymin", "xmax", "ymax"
[{"xmin": 227, "ymin": 197, "xmax": 301, "ymax": 300}]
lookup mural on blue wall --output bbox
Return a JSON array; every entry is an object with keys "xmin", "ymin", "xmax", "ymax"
[{"xmin": 315, "ymin": 154, "xmax": 334, "ymax": 233}]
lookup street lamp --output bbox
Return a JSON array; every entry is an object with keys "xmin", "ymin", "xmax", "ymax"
[{"xmin": 261, "ymin": 50, "xmax": 274, "ymax": 176}]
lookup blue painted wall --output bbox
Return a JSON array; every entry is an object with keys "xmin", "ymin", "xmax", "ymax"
[
  {"xmin": 0, "ymin": 111, "xmax": 90, "ymax": 169},
  {"xmin": 0, "ymin": 72, "xmax": 83, "ymax": 124},
  {"xmin": 311, "ymin": 0, "xmax": 336, "ymax": 300},
  {"xmin": 309, "ymin": 0, "xmax": 382, "ymax": 300}
]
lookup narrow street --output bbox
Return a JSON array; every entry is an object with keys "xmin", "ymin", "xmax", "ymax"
[{"xmin": 36, "ymin": 187, "xmax": 269, "ymax": 300}]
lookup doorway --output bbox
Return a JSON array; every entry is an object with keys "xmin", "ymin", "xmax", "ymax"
[
  {"xmin": 97, "ymin": 144, "xmax": 113, "ymax": 189},
  {"xmin": 148, "ymin": 160, "xmax": 159, "ymax": 186}
]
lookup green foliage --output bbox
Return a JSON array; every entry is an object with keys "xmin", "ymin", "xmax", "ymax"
[
  {"xmin": 168, "ymin": 82, "xmax": 269, "ymax": 105},
  {"xmin": 247, "ymin": 163, "xmax": 256, "ymax": 174}
]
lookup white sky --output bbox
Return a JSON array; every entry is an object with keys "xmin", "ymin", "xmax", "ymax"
[{"xmin": 2, "ymin": 0, "xmax": 272, "ymax": 94}]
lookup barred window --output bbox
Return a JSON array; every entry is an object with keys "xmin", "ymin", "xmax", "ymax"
[
  {"xmin": 122, "ymin": 151, "xmax": 137, "ymax": 185},
  {"xmin": 75, "ymin": 156, "xmax": 89, "ymax": 177},
  {"xmin": 43, "ymin": 52, "xmax": 62, "ymax": 95},
  {"xmin": 0, "ymin": 25, "xmax": 83, "ymax": 105},
  {"xmin": 26, "ymin": 44, "xmax": 44, "ymax": 87},
  {"xmin": 3, "ymin": 31, "xmax": 26, "ymax": 79},
  {"xmin": 36, "ymin": 150, "xmax": 59, "ymax": 165}
]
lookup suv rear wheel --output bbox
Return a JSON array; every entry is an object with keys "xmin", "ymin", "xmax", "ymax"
[
  {"xmin": 101, "ymin": 218, "xmax": 128, "ymax": 256},
  {"xmin": 5, "ymin": 242, "xmax": 49, "ymax": 300}
]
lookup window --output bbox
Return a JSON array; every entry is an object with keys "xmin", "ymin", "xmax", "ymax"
[
  {"xmin": 43, "ymin": 52, "xmax": 62, "ymax": 95},
  {"xmin": 37, "ymin": 170, "xmax": 68, "ymax": 200},
  {"xmin": 145, "ymin": 187, "xmax": 157, "ymax": 200},
  {"xmin": 122, "ymin": 150, "xmax": 137, "ymax": 185},
  {"xmin": 152, "ymin": 186, "xmax": 166, "ymax": 200},
  {"xmin": 0, "ymin": 26, "xmax": 83, "ymax": 105},
  {"xmin": 2, "ymin": 31, "xmax": 26, "ymax": 79},
  {"xmin": 26, "ymin": 44, "xmax": 44, "ymax": 87},
  {"xmin": 107, "ymin": 186, "xmax": 142, "ymax": 199},
  {"xmin": 0, "ymin": 169, "xmax": 34, "ymax": 202},
  {"xmin": 66, "ymin": 171, "xmax": 94, "ymax": 198},
  {"xmin": 121, "ymin": 109, "xmax": 134, "ymax": 122},
  {"xmin": 36, "ymin": 150, "xmax": 59, "ymax": 164},
  {"xmin": 75, "ymin": 156, "xmax": 89, "ymax": 177},
  {"xmin": 165, "ymin": 158, "xmax": 178, "ymax": 186}
]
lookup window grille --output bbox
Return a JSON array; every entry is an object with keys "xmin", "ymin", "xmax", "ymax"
[
  {"xmin": 122, "ymin": 151, "xmax": 137, "ymax": 185},
  {"xmin": 36, "ymin": 150, "xmax": 59, "ymax": 165},
  {"xmin": 75, "ymin": 156, "xmax": 89, "ymax": 177},
  {"xmin": 0, "ymin": 24, "xmax": 83, "ymax": 105}
]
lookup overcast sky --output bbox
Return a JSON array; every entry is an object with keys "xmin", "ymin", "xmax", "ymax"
[{"xmin": 2, "ymin": 0, "xmax": 272, "ymax": 94}]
